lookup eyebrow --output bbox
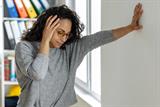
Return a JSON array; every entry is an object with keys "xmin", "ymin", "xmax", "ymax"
[{"xmin": 57, "ymin": 28, "xmax": 70, "ymax": 34}]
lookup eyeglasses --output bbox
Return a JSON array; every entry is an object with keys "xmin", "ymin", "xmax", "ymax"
[{"xmin": 56, "ymin": 29, "xmax": 70, "ymax": 39}]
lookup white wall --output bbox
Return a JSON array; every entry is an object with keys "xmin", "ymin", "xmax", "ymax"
[{"xmin": 101, "ymin": 0, "xmax": 160, "ymax": 107}]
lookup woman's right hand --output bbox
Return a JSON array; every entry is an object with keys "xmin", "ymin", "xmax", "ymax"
[
  {"xmin": 39, "ymin": 15, "xmax": 60, "ymax": 55},
  {"xmin": 42, "ymin": 15, "xmax": 60, "ymax": 43}
]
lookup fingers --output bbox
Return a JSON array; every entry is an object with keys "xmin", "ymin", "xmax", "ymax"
[
  {"xmin": 134, "ymin": 10, "xmax": 143, "ymax": 22},
  {"xmin": 137, "ymin": 10, "xmax": 143, "ymax": 20},
  {"xmin": 136, "ymin": 3, "xmax": 143, "ymax": 19},
  {"xmin": 131, "ymin": 3, "xmax": 143, "ymax": 30},
  {"xmin": 50, "ymin": 23, "xmax": 60, "ymax": 35},
  {"xmin": 133, "ymin": 3, "xmax": 143, "ymax": 22},
  {"xmin": 50, "ymin": 18, "xmax": 60, "ymax": 28},
  {"xmin": 136, "ymin": 3, "xmax": 143, "ymax": 14},
  {"xmin": 46, "ymin": 15, "xmax": 60, "ymax": 29},
  {"xmin": 134, "ymin": 3, "xmax": 142, "ymax": 14},
  {"xmin": 46, "ymin": 15, "xmax": 56, "ymax": 26}
]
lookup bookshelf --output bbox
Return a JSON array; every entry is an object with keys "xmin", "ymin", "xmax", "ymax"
[
  {"xmin": 0, "ymin": 0, "xmax": 55, "ymax": 107},
  {"xmin": 4, "ymin": 81, "xmax": 18, "ymax": 85},
  {"xmin": 3, "ymin": 17, "xmax": 37, "ymax": 21}
]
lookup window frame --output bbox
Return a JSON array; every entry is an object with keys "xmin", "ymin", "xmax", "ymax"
[{"xmin": 73, "ymin": 0, "xmax": 101, "ymax": 102}]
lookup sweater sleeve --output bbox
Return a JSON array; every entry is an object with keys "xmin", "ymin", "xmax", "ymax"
[
  {"xmin": 78, "ymin": 30, "xmax": 116, "ymax": 55},
  {"xmin": 15, "ymin": 41, "xmax": 49, "ymax": 81},
  {"xmin": 69, "ymin": 30, "xmax": 116, "ymax": 70}
]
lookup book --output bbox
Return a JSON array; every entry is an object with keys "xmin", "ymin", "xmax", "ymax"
[
  {"xmin": 5, "ymin": 0, "xmax": 18, "ymax": 17},
  {"xmin": 21, "ymin": 0, "xmax": 37, "ymax": 18},
  {"xmin": 4, "ymin": 21, "xmax": 16, "ymax": 49},
  {"xmin": 7, "ymin": 56, "xmax": 16, "ymax": 81},
  {"xmin": 18, "ymin": 21, "xmax": 27, "ymax": 34},
  {"xmin": 6, "ymin": 85, "xmax": 21, "ymax": 97},
  {"xmin": 30, "ymin": 0, "xmax": 44, "ymax": 15},
  {"xmin": 4, "ymin": 58, "xmax": 10, "ymax": 81},
  {"xmin": 39, "ymin": 0, "xmax": 49, "ymax": 10},
  {"xmin": 14, "ymin": 0, "xmax": 28, "ymax": 18},
  {"xmin": 4, "ymin": 54, "xmax": 16, "ymax": 81},
  {"xmin": 10, "ymin": 21, "xmax": 21, "ymax": 44},
  {"xmin": 25, "ymin": 21, "xmax": 34, "ymax": 30}
]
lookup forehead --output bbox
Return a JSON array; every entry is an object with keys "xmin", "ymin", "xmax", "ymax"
[{"xmin": 57, "ymin": 19, "xmax": 72, "ymax": 33}]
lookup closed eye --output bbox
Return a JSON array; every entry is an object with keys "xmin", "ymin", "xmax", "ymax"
[{"xmin": 57, "ymin": 31, "xmax": 64, "ymax": 35}]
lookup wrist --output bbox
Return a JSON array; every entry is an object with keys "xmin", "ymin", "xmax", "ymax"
[
  {"xmin": 127, "ymin": 24, "xmax": 135, "ymax": 32},
  {"xmin": 41, "ymin": 38, "xmax": 50, "ymax": 45},
  {"xmin": 39, "ymin": 40, "xmax": 50, "ymax": 55}
]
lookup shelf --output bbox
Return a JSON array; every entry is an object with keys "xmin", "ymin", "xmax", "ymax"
[
  {"xmin": 4, "ymin": 50, "xmax": 15, "ymax": 53},
  {"xmin": 4, "ymin": 50, "xmax": 15, "ymax": 57},
  {"xmin": 3, "ymin": 17, "xmax": 37, "ymax": 21},
  {"xmin": 4, "ymin": 49, "xmax": 15, "ymax": 53},
  {"xmin": 4, "ymin": 81, "xmax": 18, "ymax": 85}
]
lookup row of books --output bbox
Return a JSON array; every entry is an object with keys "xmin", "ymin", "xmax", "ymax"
[
  {"xmin": 5, "ymin": 0, "xmax": 50, "ymax": 18},
  {"xmin": 4, "ymin": 20, "xmax": 34, "ymax": 49},
  {"xmin": 4, "ymin": 55, "xmax": 16, "ymax": 81}
]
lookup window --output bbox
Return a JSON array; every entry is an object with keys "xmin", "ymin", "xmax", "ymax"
[
  {"xmin": 75, "ymin": 0, "xmax": 88, "ymax": 84},
  {"xmin": 73, "ymin": 0, "xmax": 101, "ymax": 101},
  {"xmin": 91, "ymin": 0, "xmax": 101, "ymax": 97}
]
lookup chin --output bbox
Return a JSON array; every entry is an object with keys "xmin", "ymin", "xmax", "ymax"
[
  {"xmin": 55, "ymin": 45, "xmax": 62, "ymax": 48},
  {"xmin": 56, "ymin": 46, "xmax": 61, "ymax": 48}
]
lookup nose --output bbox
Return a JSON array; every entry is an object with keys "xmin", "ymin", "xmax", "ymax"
[{"xmin": 61, "ymin": 36, "xmax": 67, "ymax": 42}]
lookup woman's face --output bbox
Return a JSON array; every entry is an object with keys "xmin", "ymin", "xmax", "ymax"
[{"xmin": 50, "ymin": 18, "xmax": 72, "ymax": 48}]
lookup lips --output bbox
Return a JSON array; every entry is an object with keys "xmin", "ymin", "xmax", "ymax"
[{"xmin": 56, "ymin": 41, "xmax": 63, "ymax": 46}]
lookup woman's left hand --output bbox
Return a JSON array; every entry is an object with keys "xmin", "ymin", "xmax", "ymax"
[{"xmin": 130, "ymin": 3, "xmax": 143, "ymax": 30}]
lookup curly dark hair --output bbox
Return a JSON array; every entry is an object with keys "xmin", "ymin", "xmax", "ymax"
[{"xmin": 22, "ymin": 5, "xmax": 84, "ymax": 48}]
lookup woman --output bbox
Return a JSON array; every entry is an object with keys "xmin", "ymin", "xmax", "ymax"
[{"xmin": 15, "ymin": 3, "xmax": 143, "ymax": 107}]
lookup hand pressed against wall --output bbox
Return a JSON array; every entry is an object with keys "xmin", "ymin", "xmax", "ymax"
[{"xmin": 131, "ymin": 3, "xmax": 143, "ymax": 30}]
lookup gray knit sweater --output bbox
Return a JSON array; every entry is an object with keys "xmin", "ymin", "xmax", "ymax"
[{"xmin": 15, "ymin": 30, "xmax": 115, "ymax": 107}]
